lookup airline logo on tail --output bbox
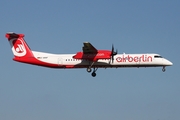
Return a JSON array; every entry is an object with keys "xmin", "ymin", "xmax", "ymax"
[{"xmin": 10, "ymin": 38, "xmax": 27, "ymax": 57}]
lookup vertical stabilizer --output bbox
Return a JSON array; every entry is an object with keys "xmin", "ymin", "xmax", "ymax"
[{"xmin": 5, "ymin": 32, "xmax": 34, "ymax": 62}]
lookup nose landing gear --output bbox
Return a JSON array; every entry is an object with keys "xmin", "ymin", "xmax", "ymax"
[{"xmin": 162, "ymin": 66, "xmax": 166, "ymax": 72}]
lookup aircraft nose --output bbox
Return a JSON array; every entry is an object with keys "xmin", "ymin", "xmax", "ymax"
[
  {"xmin": 169, "ymin": 61, "xmax": 173, "ymax": 66},
  {"xmin": 164, "ymin": 59, "xmax": 173, "ymax": 66}
]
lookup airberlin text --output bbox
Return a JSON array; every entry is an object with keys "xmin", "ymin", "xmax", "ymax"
[{"xmin": 116, "ymin": 55, "xmax": 152, "ymax": 63}]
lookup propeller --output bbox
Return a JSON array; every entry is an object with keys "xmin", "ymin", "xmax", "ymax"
[{"xmin": 110, "ymin": 44, "xmax": 118, "ymax": 63}]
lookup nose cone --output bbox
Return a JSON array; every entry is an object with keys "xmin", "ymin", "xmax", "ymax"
[{"xmin": 164, "ymin": 59, "xmax": 173, "ymax": 66}]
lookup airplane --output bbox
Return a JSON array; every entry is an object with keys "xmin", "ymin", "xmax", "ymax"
[{"xmin": 5, "ymin": 32, "xmax": 173, "ymax": 77}]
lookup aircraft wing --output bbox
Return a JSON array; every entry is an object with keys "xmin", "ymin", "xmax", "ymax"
[{"xmin": 82, "ymin": 42, "xmax": 98, "ymax": 54}]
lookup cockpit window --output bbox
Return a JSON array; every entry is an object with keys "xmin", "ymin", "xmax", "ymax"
[{"xmin": 154, "ymin": 55, "xmax": 163, "ymax": 58}]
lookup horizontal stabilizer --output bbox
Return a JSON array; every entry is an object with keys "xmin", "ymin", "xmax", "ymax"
[{"xmin": 5, "ymin": 32, "xmax": 24, "ymax": 40}]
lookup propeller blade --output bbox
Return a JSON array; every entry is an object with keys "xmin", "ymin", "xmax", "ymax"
[
  {"xmin": 110, "ymin": 44, "xmax": 118, "ymax": 64},
  {"xmin": 112, "ymin": 55, "xmax": 114, "ymax": 63},
  {"xmin": 111, "ymin": 44, "xmax": 114, "ymax": 54},
  {"xmin": 114, "ymin": 49, "xmax": 118, "ymax": 55}
]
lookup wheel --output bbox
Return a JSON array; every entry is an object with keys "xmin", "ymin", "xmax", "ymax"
[
  {"xmin": 162, "ymin": 68, "xmax": 166, "ymax": 72},
  {"xmin": 91, "ymin": 72, "xmax": 96, "ymax": 77},
  {"xmin": 87, "ymin": 68, "xmax": 92, "ymax": 73}
]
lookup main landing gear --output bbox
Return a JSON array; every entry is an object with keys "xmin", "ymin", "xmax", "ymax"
[
  {"xmin": 87, "ymin": 68, "xmax": 92, "ymax": 73},
  {"xmin": 86, "ymin": 67, "xmax": 98, "ymax": 77},
  {"xmin": 86, "ymin": 62, "xmax": 98, "ymax": 77},
  {"xmin": 162, "ymin": 66, "xmax": 166, "ymax": 72}
]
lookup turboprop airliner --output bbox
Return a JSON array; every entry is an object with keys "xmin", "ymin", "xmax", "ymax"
[{"xmin": 5, "ymin": 32, "xmax": 173, "ymax": 77}]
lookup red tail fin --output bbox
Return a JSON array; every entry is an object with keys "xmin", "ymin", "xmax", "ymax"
[{"xmin": 5, "ymin": 32, "xmax": 34, "ymax": 62}]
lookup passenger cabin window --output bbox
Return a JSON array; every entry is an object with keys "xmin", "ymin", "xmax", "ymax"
[{"xmin": 154, "ymin": 55, "xmax": 163, "ymax": 58}]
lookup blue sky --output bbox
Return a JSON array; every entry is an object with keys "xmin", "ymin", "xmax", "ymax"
[{"xmin": 0, "ymin": 0, "xmax": 180, "ymax": 120}]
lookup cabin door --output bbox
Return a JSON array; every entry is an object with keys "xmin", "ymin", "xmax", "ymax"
[{"xmin": 58, "ymin": 58, "xmax": 63, "ymax": 66}]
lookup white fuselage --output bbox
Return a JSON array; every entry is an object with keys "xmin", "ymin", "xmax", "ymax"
[{"xmin": 32, "ymin": 51, "xmax": 172, "ymax": 68}]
